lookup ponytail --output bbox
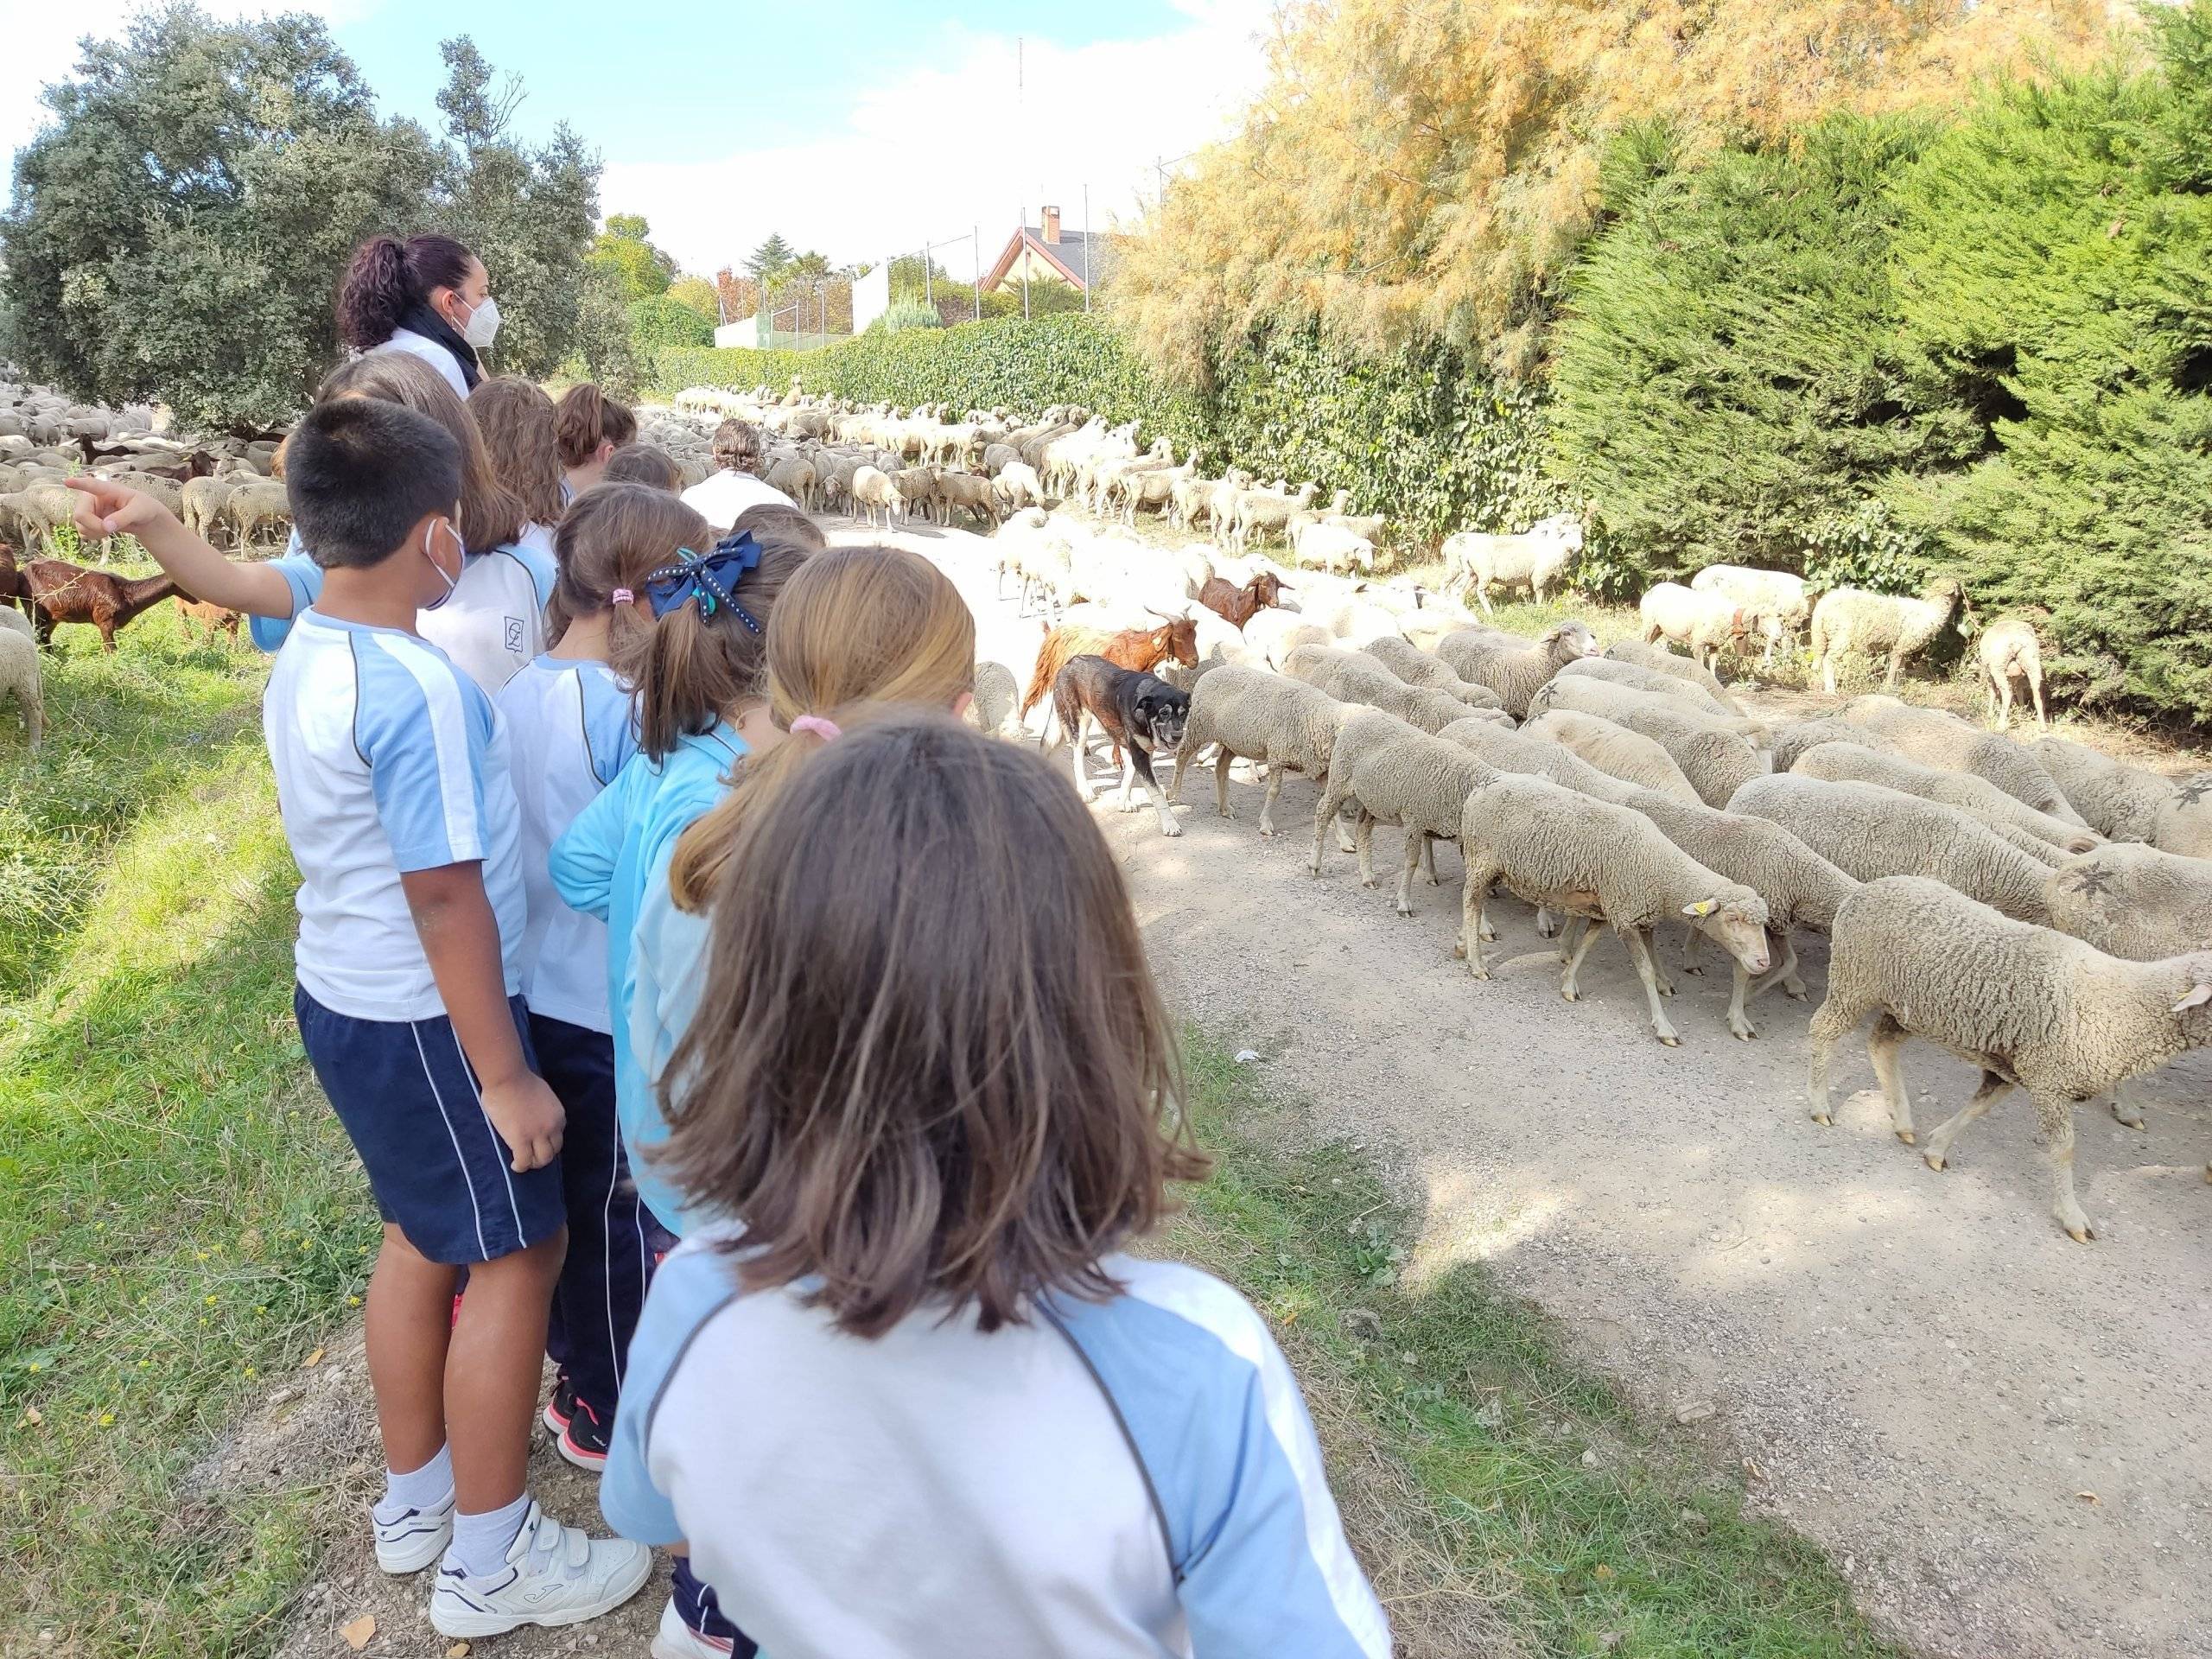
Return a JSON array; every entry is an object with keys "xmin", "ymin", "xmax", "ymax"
[{"xmin": 336, "ymin": 232, "xmax": 479, "ymax": 351}]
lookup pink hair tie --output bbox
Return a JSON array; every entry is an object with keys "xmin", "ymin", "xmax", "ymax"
[
  {"xmin": 610, "ymin": 588, "xmax": 635, "ymax": 606},
  {"xmin": 791, "ymin": 715, "xmax": 842, "ymax": 741}
]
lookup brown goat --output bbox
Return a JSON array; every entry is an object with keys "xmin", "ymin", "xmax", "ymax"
[
  {"xmin": 175, "ymin": 595, "xmax": 243, "ymax": 645},
  {"xmin": 1198, "ymin": 569, "xmax": 1291, "ymax": 631},
  {"xmin": 22, "ymin": 559, "xmax": 178, "ymax": 651},
  {"xmin": 1020, "ymin": 613, "xmax": 1199, "ymax": 716}
]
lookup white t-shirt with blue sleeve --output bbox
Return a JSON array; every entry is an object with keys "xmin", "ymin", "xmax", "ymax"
[
  {"xmin": 263, "ymin": 611, "xmax": 528, "ymax": 1023},
  {"xmin": 602, "ymin": 1240, "xmax": 1391, "ymax": 1659},
  {"xmin": 250, "ymin": 531, "xmax": 557, "ymax": 696},
  {"xmin": 494, "ymin": 656, "xmax": 637, "ymax": 1033}
]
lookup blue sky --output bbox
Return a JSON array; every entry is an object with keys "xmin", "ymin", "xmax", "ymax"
[{"xmin": 4, "ymin": 0, "xmax": 1269, "ymax": 276}]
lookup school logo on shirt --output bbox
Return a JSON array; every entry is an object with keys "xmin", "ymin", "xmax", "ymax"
[{"xmin": 505, "ymin": 616, "xmax": 524, "ymax": 653}]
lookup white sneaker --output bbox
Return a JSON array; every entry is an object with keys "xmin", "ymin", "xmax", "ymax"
[
  {"xmin": 372, "ymin": 1491, "xmax": 454, "ymax": 1574},
  {"xmin": 652, "ymin": 1596, "xmax": 739, "ymax": 1659},
  {"xmin": 428, "ymin": 1501, "xmax": 652, "ymax": 1637}
]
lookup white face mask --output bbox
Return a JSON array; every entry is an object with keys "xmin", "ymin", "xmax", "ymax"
[
  {"xmin": 460, "ymin": 294, "xmax": 501, "ymax": 349},
  {"xmin": 422, "ymin": 515, "xmax": 464, "ymax": 610}
]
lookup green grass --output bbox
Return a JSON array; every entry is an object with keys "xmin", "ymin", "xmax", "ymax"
[
  {"xmin": 0, "ymin": 604, "xmax": 376, "ymax": 1655},
  {"xmin": 1164, "ymin": 1032, "xmax": 1902, "ymax": 1659}
]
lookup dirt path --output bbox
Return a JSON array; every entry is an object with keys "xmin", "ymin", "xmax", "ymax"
[{"xmin": 877, "ymin": 517, "xmax": 2212, "ymax": 1659}]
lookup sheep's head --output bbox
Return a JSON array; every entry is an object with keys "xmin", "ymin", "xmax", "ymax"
[
  {"xmin": 1541, "ymin": 620, "xmax": 1600, "ymax": 664},
  {"xmin": 2170, "ymin": 962, "xmax": 2212, "ymax": 1042},
  {"xmin": 1684, "ymin": 889, "xmax": 1770, "ymax": 975}
]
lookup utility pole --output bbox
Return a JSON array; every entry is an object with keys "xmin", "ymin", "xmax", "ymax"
[
  {"xmin": 1020, "ymin": 203, "xmax": 1030, "ymax": 321},
  {"xmin": 973, "ymin": 226, "xmax": 981, "ymax": 321},
  {"xmin": 1082, "ymin": 182, "xmax": 1091, "ymax": 314},
  {"xmin": 924, "ymin": 245, "xmax": 932, "ymax": 309}
]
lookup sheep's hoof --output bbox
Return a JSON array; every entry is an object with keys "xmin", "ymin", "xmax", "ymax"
[
  {"xmin": 1259, "ymin": 824, "xmax": 1279, "ymax": 839},
  {"xmin": 1896, "ymin": 1129, "xmax": 1916, "ymax": 1146},
  {"xmin": 1731, "ymin": 1023, "xmax": 1757, "ymax": 1042},
  {"xmin": 1469, "ymin": 968, "xmax": 1491, "ymax": 982},
  {"xmin": 1452, "ymin": 942, "xmax": 1466, "ymax": 960},
  {"xmin": 1811, "ymin": 1111, "xmax": 1832, "ymax": 1127},
  {"xmin": 1923, "ymin": 1150, "xmax": 1947, "ymax": 1172},
  {"xmin": 1784, "ymin": 982, "xmax": 1809, "ymax": 1002},
  {"xmin": 1359, "ymin": 876, "xmax": 1377, "ymax": 890},
  {"xmin": 2111, "ymin": 1102, "xmax": 2145, "ymax": 1129},
  {"xmin": 1395, "ymin": 903, "xmax": 1414, "ymax": 918},
  {"xmin": 1217, "ymin": 808, "xmax": 1236, "ymax": 820},
  {"xmin": 1657, "ymin": 1033, "xmax": 1681, "ymax": 1047},
  {"xmin": 2064, "ymin": 1220, "xmax": 2095, "ymax": 1243},
  {"xmin": 1682, "ymin": 964, "xmax": 1707, "ymax": 978}
]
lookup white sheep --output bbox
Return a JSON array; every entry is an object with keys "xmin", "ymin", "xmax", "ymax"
[
  {"xmin": 1242, "ymin": 609, "xmax": 1332, "ymax": 671},
  {"xmin": 1174, "ymin": 664, "xmax": 1351, "ymax": 836},
  {"xmin": 1284, "ymin": 644, "xmax": 1469, "ymax": 734},
  {"xmin": 1767, "ymin": 716, "xmax": 1902, "ymax": 774},
  {"xmin": 1308, "ymin": 708, "xmax": 1495, "ymax": 915},
  {"xmin": 1358, "ymin": 634, "xmax": 1501, "ymax": 707},
  {"xmin": 1439, "ymin": 515, "xmax": 1584, "ymax": 613},
  {"xmin": 1290, "ymin": 519, "xmax": 1376, "ymax": 575},
  {"xmin": 0, "ymin": 626, "xmax": 43, "ymax": 750},
  {"xmin": 1523, "ymin": 709, "xmax": 1700, "ymax": 804},
  {"xmin": 1551, "ymin": 656, "xmax": 1741, "ymax": 722},
  {"xmin": 963, "ymin": 661, "xmax": 1026, "ymax": 741},
  {"xmin": 1976, "ymin": 613, "xmax": 2047, "ymax": 731},
  {"xmin": 1456, "ymin": 772, "xmax": 1771, "ymax": 1045},
  {"xmin": 1601, "ymin": 636, "xmax": 1745, "ymax": 714},
  {"xmin": 1690, "ymin": 564, "xmax": 1811, "ymax": 665},
  {"xmin": 2032, "ymin": 737, "xmax": 2212, "ymax": 858},
  {"xmin": 1808, "ymin": 577, "xmax": 1965, "ymax": 693},
  {"xmin": 1728, "ymin": 772, "xmax": 2052, "ymax": 924},
  {"xmin": 1435, "ymin": 620, "xmax": 1599, "ymax": 718},
  {"xmin": 1840, "ymin": 697, "xmax": 2086, "ymax": 826},
  {"xmin": 1804, "ymin": 874, "xmax": 2212, "ymax": 1240},
  {"xmin": 1791, "ymin": 741, "xmax": 2097, "ymax": 856},
  {"xmin": 1526, "ymin": 677, "xmax": 1767, "ymax": 807},
  {"xmin": 849, "ymin": 466, "xmax": 904, "ymax": 531},
  {"xmin": 1638, "ymin": 582, "xmax": 1748, "ymax": 671}
]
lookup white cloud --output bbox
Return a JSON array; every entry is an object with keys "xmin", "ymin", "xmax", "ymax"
[{"xmin": 599, "ymin": 1, "xmax": 1276, "ymax": 280}]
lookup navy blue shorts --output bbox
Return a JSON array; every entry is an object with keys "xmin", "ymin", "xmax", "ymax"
[{"xmin": 296, "ymin": 985, "xmax": 566, "ymax": 1266}]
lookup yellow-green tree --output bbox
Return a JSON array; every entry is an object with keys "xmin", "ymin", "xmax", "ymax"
[{"xmin": 1113, "ymin": 0, "xmax": 2116, "ymax": 385}]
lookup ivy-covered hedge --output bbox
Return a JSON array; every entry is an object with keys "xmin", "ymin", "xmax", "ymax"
[{"xmin": 652, "ymin": 315, "xmax": 1563, "ymax": 549}]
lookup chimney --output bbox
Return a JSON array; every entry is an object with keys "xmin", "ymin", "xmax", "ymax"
[{"xmin": 1040, "ymin": 205, "xmax": 1061, "ymax": 245}]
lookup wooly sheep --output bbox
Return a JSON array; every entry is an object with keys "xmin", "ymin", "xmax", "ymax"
[
  {"xmin": 1792, "ymin": 741, "xmax": 2097, "ymax": 858},
  {"xmin": 0, "ymin": 606, "xmax": 32, "ymax": 644},
  {"xmin": 1526, "ymin": 677, "xmax": 1766, "ymax": 808},
  {"xmin": 992, "ymin": 461, "xmax": 1046, "ymax": 514},
  {"xmin": 1435, "ymin": 715, "xmax": 1636, "ymax": 805},
  {"xmin": 1766, "ymin": 717, "xmax": 1902, "ymax": 774},
  {"xmin": 964, "ymin": 661, "xmax": 1025, "ymax": 741},
  {"xmin": 1310, "ymin": 708, "xmax": 1497, "ymax": 915},
  {"xmin": 0, "ymin": 626, "xmax": 43, "ymax": 750},
  {"xmin": 1439, "ymin": 515, "xmax": 1584, "ymax": 613},
  {"xmin": 181, "ymin": 475, "xmax": 235, "ymax": 548},
  {"xmin": 1243, "ymin": 608, "xmax": 1333, "ymax": 671},
  {"xmin": 1551, "ymin": 656, "xmax": 1741, "ymax": 722},
  {"xmin": 1456, "ymin": 772, "xmax": 1771, "ymax": 1045},
  {"xmin": 849, "ymin": 466, "xmax": 903, "ymax": 530},
  {"xmin": 1601, "ymin": 635, "xmax": 1745, "ymax": 714},
  {"xmin": 1360, "ymin": 634, "xmax": 1502, "ymax": 707},
  {"xmin": 1291, "ymin": 519, "xmax": 1376, "ymax": 575},
  {"xmin": 1283, "ymin": 644, "xmax": 1470, "ymax": 734},
  {"xmin": 937, "ymin": 471, "xmax": 1001, "ymax": 531},
  {"xmin": 1808, "ymin": 577, "xmax": 1965, "ymax": 693},
  {"xmin": 1638, "ymin": 582, "xmax": 1748, "ymax": 671},
  {"xmin": 1436, "ymin": 620, "xmax": 1599, "ymax": 718},
  {"xmin": 1805, "ymin": 874, "xmax": 2212, "ymax": 1240},
  {"xmin": 2033, "ymin": 736, "xmax": 2212, "ymax": 858},
  {"xmin": 1524, "ymin": 709, "xmax": 1700, "ymax": 804},
  {"xmin": 1622, "ymin": 786, "xmax": 1859, "ymax": 1039},
  {"xmin": 1690, "ymin": 564, "xmax": 1811, "ymax": 664},
  {"xmin": 221, "ymin": 479, "xmax": 292, "ymax": 550},
  {"xmin": 1977, "ymin": 613, "xmax": 2048, "ymax": 731},
  {"xmin": 1174, "ymin": 665, "xmax": 1351, "ymax": 836},
  {"xmin": 1728, "ymin": 772, "xmax": 2052, "ymax": 924},
  {"xmin": 1840, "ymin": 697, "xmax": 2086, "ymax": 826}
]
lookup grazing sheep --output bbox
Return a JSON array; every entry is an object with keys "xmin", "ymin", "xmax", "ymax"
[
  {"xmin": 0, "ymin": 626, "xmax": 43, "ymax": 749},
  {"xmin": 1728, "ymin": 772, "xmax": 2052, "ymax": 924},
  {"xmin": 1805, "ymin": 874, "xmax": 2212, "ymax": 1240},
  {"xmin": 1283, "ymin": 644, "xmax": 1470, "ymax": 734},
  {"xmin": 894, "ymin": 466, "xmax": 942, "ymax": 525},
  {"xmin": 1290, "ymin": 519, "xmax": 1376, "ymax": 575},
  {"xmin": 1621, "ymin": 787, "xmax": 1859, "ymax": 1039},
  {"xmin": 1639, "ymin": 582, "xmax": 1748, "ymax": 671},
  {"xmin": 1840, "ymin": 697, "xmax": 2086, "ymax": 826},
  {"xmin": 1310, "ymin": 709, "xmax": 1495, "ymax": 914},
  {"xmin": 1524, "ymin": 710, "xmax": 1700, "ymax": 804},
  {"xmin": 1435, "ymin": 715, "xmax": 1634, "ymax": 804},
  {"xmin": 221, "ymin": 479, "xmax": 293, "ymax": 550},
  {"xmin": 1360, "ymin": 634, "xmax": 1500, "ymax": 707},
  {"xmin": 1767, "ymin": 717, "xmax": 1902, "ymax": 775},
  {"xmin": 1436, "ymin": 620, "xmax": 1599, "ymax": 719},
  {"xmin": 181, "ymin": 475, "xmax": 235, "ymax": 548},
  {"xmin": 1229, "ymin": 482, "xmax": 1320, "ymax": 550},
  {"xmin": 1808, "ymin": 577, "xmax": 1965, "ymax": 693},
  {"xmin": 1551, "ymin": 656, "xmax": 1740, "ymax": 721},
  {"xmin": 1792, "ymin": 741, "xmax": 2096, "ymax": 855},
  {"xmin": 1602, "ymin": 636, "xmax": 1745, "ymax": 714},
  {"xmin": 1527, "ymin": 677, "xmax": 1766, "ymax": 807},
  {"xmin": 1456, "ymin": 773, "xmax": 1771, "ymax": 1045},
  {"xmin": 0, "ymin": 606, "xmax": 32, "ymax": 643},
  {"xmin": 964, "ymin": 661, "xmax": 1025, "ymax": 741},
  {"xmin": 1690, "ymin": 564, "xmax": 1811, "ymax": 665},
  {"xmin": 2033, "ymin": 737, "xmax": 2212, "ymax": 858},
  {"xmin": 1174, "ymin": 664, "xmax": 1351, "ymax": 836},
  {"xmin": 1242, "ymin": 609, "xmax": 1332, "ymax": 671},
  {"xmin": 849, "ymin": 466, "xmax": 903, "ymax": 530},
  {"xmin": 992, "ymin": 461, "xmax": 1046, "ymax": 515},
  {"xmin": 1440, "ymin": 515, "xmax": 1584, "ymax": 613},
  {"xmin": 1977, "ymin": 613, "xmax": 2048, "ymax": 731},
  {"xmin": 935, "ymin": 471, "xmax": 1001, "ymax": 531},
  {"xmin": 763, "ymin": 455, "xmax": 818, "ymax": 512}
]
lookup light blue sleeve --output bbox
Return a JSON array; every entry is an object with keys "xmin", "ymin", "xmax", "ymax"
[
  {"xmin": 580, "ymin": 667, "xmax": 639, "ymax": 786},
  {"xmin": 550, "ymin": 759, "xmax": 632, "ymax": 921},
  {"xmin": 504, "ymin": 537, "xmax": 558, "ymax": 608},
  {"xmin": 355, "ymin": 639, "xmax": 493, "ymax": 873},
  {"xmin": 601, "ymin": 1243, "xmax": 740, "ymax": 1547},
  {"xmin": 247, "ymin": 537, "xmax": 321, "ymax": 653},
  {"xmin": 1052, "ymin": 1264, "xmax": 1391, "ymax": 1659}
]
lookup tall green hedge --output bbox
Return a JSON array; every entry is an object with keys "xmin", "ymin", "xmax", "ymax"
[{"xmin": 652, "ymin": 315, "xmax": 1560, "ymax": 547}]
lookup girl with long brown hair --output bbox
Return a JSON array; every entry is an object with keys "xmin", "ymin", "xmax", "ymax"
[{"xmin": 555, "ymin": 383, "xmax": 639, "ymax": 499}]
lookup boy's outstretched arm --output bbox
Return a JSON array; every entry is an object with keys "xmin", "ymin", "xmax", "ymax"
[
  {"xmin": 402, "ymin": 861, "xmax": 564, "ymax": 1172},
  {"xmin": 65, "ymin": 476, "xmax": 296, "ymax": 617}
]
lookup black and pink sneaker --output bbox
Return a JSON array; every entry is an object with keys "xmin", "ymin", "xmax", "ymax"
[
  {"xmin": 541, "ymin": 1374, "xmax": 576, "ymax": 1439},
  {"xmin": 556, "ymin": 1392, "xmax": 612, "ymax": 1472}
]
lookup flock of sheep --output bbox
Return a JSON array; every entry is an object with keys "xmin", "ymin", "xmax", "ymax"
[{"xmin": 673, "ymin": 385, "xmax": 2211, "ymax": 1248}]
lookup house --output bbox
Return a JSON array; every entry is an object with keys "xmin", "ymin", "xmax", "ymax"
[{"xmin": 980, "ymin": 206, "xmax": 1101, "ymax": 295}]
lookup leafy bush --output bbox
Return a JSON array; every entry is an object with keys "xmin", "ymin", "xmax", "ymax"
[
  {"xmin": 1885, "ymin": 0, "xmax": 2212, "ymax": 720},
  {"xmin": 1549, "ymin": 115, "xmax": 1970, "ymax": 585},
  {"xmin": 627, "ymin": 293, "xmax": 713, "ymax": 353},
  {"xmin": 872, "ymin": 300, "xmax": 946, "ymax": 335}
]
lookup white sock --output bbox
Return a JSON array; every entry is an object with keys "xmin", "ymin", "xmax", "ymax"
[
  {"xmin": 447, "ymin": 1491, "xmax": 532, "ymax": 1579},
  {"xmin": 372, "ymin": 1443, "xmax": 453, "ymax": 1523}
]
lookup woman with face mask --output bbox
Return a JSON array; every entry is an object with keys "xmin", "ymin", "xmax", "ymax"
[{"xmin": 338, "ymin": 233, "xmax": 502, "ymax": 400}]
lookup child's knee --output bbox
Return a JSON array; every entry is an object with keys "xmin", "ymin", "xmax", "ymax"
[{"xmin": 480, "ymin": 1227, "xmax": 568, "ymax": 1283}]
